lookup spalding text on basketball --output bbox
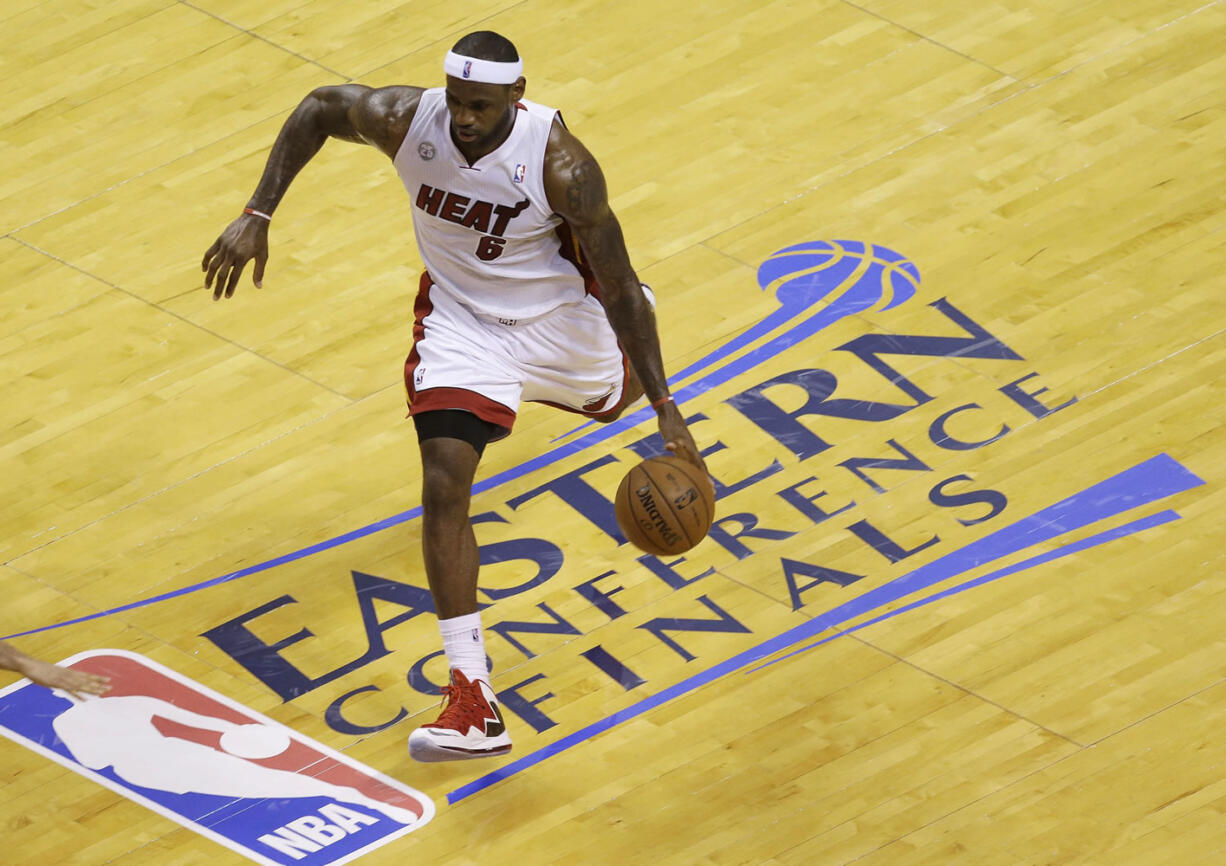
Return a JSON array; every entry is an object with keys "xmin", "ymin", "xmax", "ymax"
[{"xmin": 633, "ymin": 484, "xmax": 683, "ymax": 549}]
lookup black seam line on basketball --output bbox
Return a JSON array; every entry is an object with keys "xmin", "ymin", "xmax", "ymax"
[
  {"xmin": 646, "ymin": 472, "xmax": 696, "ymax": 550},
  {"xmin": 662, "ymin": 459, "xmax": 715, "ymax": 525},
  {"xmin": 10, "ymin": 238, "xmax": 353, "ymax": 403},
  {"xmin": 661, "ymin": 459, "xmax": 714, "ymax": 534},
  {"xmin": 847, "ymin": 632, "xmax": 1084, "ymax": 747},
  {"xmin": 618, "ymin": 470, "xmax": 647, "ymax": 551},
  {"xmin": 176, "ymin": 0, "xmax": 351, "ymax": 80},
  {"xmin": 625, "ymin": 465, "xmax": 660, "ymax": 553}
]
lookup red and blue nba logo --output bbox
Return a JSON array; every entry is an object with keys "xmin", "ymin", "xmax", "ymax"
[
  {"xmin": 0, "ymin": 650, "xmax": 433, "ymax": 864},
  {"xmin": 462, "ymin": 60, "xmax": 473, "ymax": 78},
  {"xmin": 513, "ymin": 163, "xmax": 526, "ymax": 183}
]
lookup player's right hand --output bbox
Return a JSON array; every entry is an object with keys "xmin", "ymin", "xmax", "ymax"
[{"xmin": 202, "ymin": 214, "xmax": 270, "ymax": 300}]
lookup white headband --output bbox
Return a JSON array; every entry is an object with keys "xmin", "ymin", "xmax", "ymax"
[{"xmin": 444, "ymin": 50, "xmax": 523, "ymax": 85}]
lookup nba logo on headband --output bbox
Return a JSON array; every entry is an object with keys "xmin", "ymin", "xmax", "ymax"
[{"xmin": 444, "ymin": 50, "xmax": 524, "ymax": 85}]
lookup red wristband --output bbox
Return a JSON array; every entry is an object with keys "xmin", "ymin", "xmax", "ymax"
[
  {"xmin": 651, "ymin": 395, "xmax": 674, "ymax": 409},
  {"xmin": 243, "ymin": 207, "xmax": 272, "ymax": 221}
]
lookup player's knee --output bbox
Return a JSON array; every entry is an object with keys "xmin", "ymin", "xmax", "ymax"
[
  {"xmin": 420, "ymin": 465, "xmax": 471, "ymax": 517},
  {"xmin": 419, "ymin": 443, "xmax": 477, "ymax": 516}
]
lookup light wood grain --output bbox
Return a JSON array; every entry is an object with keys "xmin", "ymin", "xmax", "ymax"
[{"xmin": 3, "ymin": 1, "xmax": 1225, "ymax": 864}]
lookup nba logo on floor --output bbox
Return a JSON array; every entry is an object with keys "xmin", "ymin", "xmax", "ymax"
[{"xmin": 0, "ymin": 650, "xmax": 433, "ymax": 865}]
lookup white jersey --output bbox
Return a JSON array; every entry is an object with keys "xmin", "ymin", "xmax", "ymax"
[{"xmin": 393, "ymin": 88, "xmax": 591, "ymax": 319}]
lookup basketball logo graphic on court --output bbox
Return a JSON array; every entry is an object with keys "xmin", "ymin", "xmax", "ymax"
[
  {"xmin": 757, "ymin": 239, "xmax": 918, "ymax": 313},
  {"xmin": 0, "ymin": 650, "xmax": 433, "ymax": 865}
]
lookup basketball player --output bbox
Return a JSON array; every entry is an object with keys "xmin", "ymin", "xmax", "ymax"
[
  {"xmin": 202, "ymin": 31, "xmax": 705, "ymax": 762},
  {"xmin": 0, "ymin": 640, "xmax": 110, "ymax": 699}
]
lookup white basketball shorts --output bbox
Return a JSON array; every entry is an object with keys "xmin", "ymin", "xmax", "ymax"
[{"xmin": 403, "ymin": 272, "xmax": 639, "ymax": 441}]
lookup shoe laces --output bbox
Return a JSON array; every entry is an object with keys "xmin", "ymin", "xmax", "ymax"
[{"xmin": 434, "ymin": 679, "xmax": 486, "ymax": 729}]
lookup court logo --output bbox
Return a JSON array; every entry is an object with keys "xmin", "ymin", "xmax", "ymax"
[
  {"xmin": 758, "ymin": 239, "xmax": 918, "ymax": 309},
  {"xmin": 0, "ymin": 650, "xmax": 433, "ymax": 865}
]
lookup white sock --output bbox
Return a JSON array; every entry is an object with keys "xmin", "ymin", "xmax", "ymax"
[{"xmin": 438, "ymin": 612, "xmax": 490, "ymax": 686}]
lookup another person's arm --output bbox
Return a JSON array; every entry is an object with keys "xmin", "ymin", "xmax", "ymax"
[
  {"xmin": 544, "ymin": 123, "xmax": 704, "ymax": 469},
  {"xmin": 202, "ymin": 84, "xmax": 424, "ymax": 299},
  {"xmin": 0, "ymin": 641, "xmax": 110, "ymax": 699}
]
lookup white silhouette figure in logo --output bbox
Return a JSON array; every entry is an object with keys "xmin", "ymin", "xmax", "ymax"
[{"xmin": 51, "ymin": 693, "xmax": 418, "ymax": 825}]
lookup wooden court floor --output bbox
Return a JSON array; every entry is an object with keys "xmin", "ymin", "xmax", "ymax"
[{"xmin": 3, "ymin": 0, "xmax": 1226, "ymax": 863}]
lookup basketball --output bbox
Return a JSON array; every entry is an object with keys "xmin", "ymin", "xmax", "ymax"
[{"xmin": 614, "ymin": 456, "xmax": 716, "ymax": 556}]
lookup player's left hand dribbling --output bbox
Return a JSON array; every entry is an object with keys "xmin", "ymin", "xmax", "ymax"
[{"xmin": 658, "ymin": 404, "xmax": 707, "ymax": 474}]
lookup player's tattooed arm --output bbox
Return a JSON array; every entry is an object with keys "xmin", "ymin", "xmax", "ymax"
[
  {"xmin": 202, "ymin": 84, "xmax": 423, "ymax": 299},
  {"xmin": 545, "ymin": 122, "xmax": 705, "ymax": 470}
]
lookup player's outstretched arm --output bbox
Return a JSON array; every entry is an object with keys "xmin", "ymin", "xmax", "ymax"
[
  {"xmin": 201, "ymin": 84, "xmax": 424, "ymax": 300},
  {"xmin": 544, "ymin": 123, "xmax": 705, "ymax": 471},
  {"xmin": 0, "ymin": 640, "xmax": 111, "ymax": 699}
]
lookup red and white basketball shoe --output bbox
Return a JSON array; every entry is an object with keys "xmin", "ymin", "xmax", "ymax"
[{"xmin": 408, "ymin": 669, "xmax": 513, "ymax": 762}]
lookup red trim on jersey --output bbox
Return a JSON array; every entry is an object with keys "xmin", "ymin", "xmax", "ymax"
[
  {"xmin": 403, "ymin": 271, "xmax": 435, "ymax": 408},
  {"xmin": 404, "ymin": 272, "xmax": 517, "ymax": 435},
  {"xmin": 412, "ymin": 387, "xmax": 517, "ymax": 431},
  {"xmin": 554, "ymin": 220, "xmax": 601, "ymax": 298},
  {"xmin": 530, "ymin": 350, "xmax": 632, "ymax": 421},
  {"xmin": 544, "ymin": 220, "xmax": 630, "ymax": 418}
]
